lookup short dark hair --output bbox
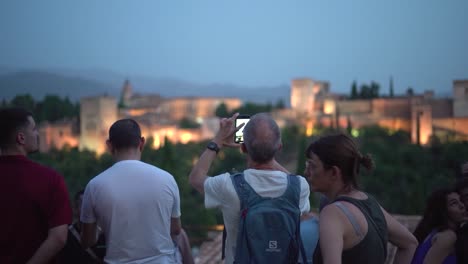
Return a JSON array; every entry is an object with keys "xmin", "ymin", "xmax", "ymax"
[
  {"xmin": 0, "ymin": 107, "xmax": 33, "ymax": 148},
  {"xmin": 108, "ymin": 119, "xmax": 142, "ymax": 150}
]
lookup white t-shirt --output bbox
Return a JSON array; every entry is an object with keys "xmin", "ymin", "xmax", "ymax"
[
  {"xmin": 204, "ymin": 169, "xmax": 310, "ymax": 264},
  {"xmin": 81, "ymin": 160, "xmax": 181, "ymax": 264}
]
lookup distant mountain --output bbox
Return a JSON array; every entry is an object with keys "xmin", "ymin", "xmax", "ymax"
[
  {"xmin": 0, "ymin": 71, "xmax": 116, "ymax": 101},
  {"xmin": 0, "ymin": 69, "xmax": 291, "ymax": 104},
  {"xmin": 0, "ymin": 66, "xmax": 17, "ymax": 76},
  {"xmin": 53, "ymin": 68, "xmax": 291, "ymax": 103}
]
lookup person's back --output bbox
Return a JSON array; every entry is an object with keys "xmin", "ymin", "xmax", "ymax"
[
  {"xmin": 336, "ymin": 195, "xmax": 387, "ymax": 264},
  {"xmin": 83, "ymin": 160, "xmax": 179, "ymax": 262},
  {"xmin": 80, "ymin": 119, "xmax": 181, "ymax": 264},
  {"xmin": 189, "ymin": 113, "xmax": 311, "ymax": 264},
  {"xmin": 0, "ymin": 156, "xmax": 71, "ymax": 263},
  {"xmin": 0, "ymin": 107, "xmax": 71, "ymax": 263}
]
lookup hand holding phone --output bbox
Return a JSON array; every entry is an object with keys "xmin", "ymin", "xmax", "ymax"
[{"xmin": 234, "ymin": 115, "xmax": 250, "ymax": 143}]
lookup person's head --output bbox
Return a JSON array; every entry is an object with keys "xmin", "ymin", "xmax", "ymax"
[
  {"xmin": 413, "ymin": 188, "xmax": 466, "ymax": 243},
  {"xmin": 455, "ymin": 178, "xmax": 468, "ymax": 209},
  {"xmin": 0, "ymin": 107, "xmax": 39, "ymax": 155},
  {"xmin": 304, "ymin": 133, "xmax": 373, "ymax": 193},
  {"xmin": 241, "ymin": 113, "xmax": 281, "ymax": 164},
  {"xmin": 106, "ymin": 119, "xmax": 145, "ymax": 155},
  {"xmin": 73, "ymin": 190, "xmax": 84, "ymax": 220}
]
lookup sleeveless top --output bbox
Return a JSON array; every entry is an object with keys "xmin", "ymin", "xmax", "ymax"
[
  {"xmin": 314, "ymin": 194, "xmax": 388, "ymax": 264},
  {"xmin": 411, "ymin": 230, "xmax": 457, "ymax": 264}
]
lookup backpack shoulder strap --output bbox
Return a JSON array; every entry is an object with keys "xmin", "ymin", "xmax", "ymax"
[
  {"xmin": 281, "ymin": 174, "xmax": 301, "ymax": 205},
  {"xmin": 230, "ymin": 172, "xmax": 262, "ymax": 210}
]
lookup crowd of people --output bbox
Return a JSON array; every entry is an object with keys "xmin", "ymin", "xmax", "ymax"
[{"xmin": 1, "ymin": 107, "xmax": 467, "ymax": 264}]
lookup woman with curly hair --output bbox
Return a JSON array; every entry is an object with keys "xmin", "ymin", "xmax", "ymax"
[{"xmin": 412, "ymin": 188, "xmax": 467, "ymax": 264}]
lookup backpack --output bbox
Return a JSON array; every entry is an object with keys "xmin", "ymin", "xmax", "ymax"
[{"xmin": 230, "ymin": 173, "xmax": 307, "ymax": 264}]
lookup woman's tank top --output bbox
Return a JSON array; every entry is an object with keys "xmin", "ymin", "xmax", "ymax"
[
  {"xmin": 314, "ymin": 194, "xmax": 388, "ymax": 264},
  {"xmin": 411, "ymin": 230, "xmax": 457, "ymax": 264}
]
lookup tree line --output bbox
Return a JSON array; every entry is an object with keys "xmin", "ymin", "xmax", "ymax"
[{"xmin": 2, "ymin": 94, "xmax": 79, "ymax": 123}]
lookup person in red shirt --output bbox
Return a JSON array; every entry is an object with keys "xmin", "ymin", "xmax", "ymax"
[{"xmin": 0, "ymin": 107, "xmax": 72, "ymax": 264}]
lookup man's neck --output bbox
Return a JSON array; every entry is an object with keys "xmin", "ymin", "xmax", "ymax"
[
  {"xmin": 247, "ymin": 158, "xmax": 290, "ymax": 174},
  {"xmin": 0, "ymin": 147, "xmax": 26, "ymax": 156},
  {"xmin": 113, "ymin": 149, "xmax": 141, "ymax": 163},
  {"xmin": 248, "ymin": 160, "xmax": 277, "ymax": 171}
]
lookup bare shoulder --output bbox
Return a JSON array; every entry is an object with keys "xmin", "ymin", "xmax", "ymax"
[
  {"xmin": 433, "ymin": 229, "xmax": 457, "ymax": 244},
  {"xmin": 320, "ymin": 202, "xmax": 348, "ymax": 223},
  {"xmin": 319, "ymin": 203, "xmax": 346, "ymax": 234}
]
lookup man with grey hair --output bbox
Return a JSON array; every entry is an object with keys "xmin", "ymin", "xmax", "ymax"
[{"xmin": 189, "ymin": 113, "xmax": 310, "ymax": 264}]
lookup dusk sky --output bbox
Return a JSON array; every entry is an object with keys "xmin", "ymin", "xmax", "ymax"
[{"xmin": 1, "ymin": 0, "xmax": 467, "ymax": 95}]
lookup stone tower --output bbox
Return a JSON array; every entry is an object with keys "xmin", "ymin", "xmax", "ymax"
[
  {"xmin": 121, "ymin": 79, "xmax": 133, "ymax": 108},
  {"xmin": 79, "ymin": 95, "xmax": 118, "ymax": 154},
  {"xmin": 290, "ymin": 78, "xmax": 329, "ymax": 116},
  {"xmin": 453, "ymin": 80, "xmax": 468, "ymax": 117}
]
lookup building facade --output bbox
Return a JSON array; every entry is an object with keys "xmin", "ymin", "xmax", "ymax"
[{"xmin": 38, "ymin": 78, "xmax": 468, "ymax": 154}]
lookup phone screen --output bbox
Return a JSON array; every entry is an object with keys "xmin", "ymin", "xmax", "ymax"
[{"xmin": 235, "ymin": 116, "xmax": 250, "ymax": 143}]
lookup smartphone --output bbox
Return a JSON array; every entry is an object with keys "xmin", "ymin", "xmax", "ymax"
[{"xmin": 234, "ymin": 115, "xmax": 250, "ymax": 143}]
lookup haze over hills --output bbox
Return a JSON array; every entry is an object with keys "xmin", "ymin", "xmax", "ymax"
[{"xmin": 0, "ymin": 68, "xmax": 291, "ymax": 104}]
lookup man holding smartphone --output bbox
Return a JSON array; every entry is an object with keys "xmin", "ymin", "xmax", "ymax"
[{"xmin": 189, "ymin": 112, "xmax": 310, "ymax": 264}]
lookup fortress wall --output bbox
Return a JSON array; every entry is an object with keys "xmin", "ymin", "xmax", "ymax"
[
  {"xmin": 337, "ymin": 100, "xmax": 372, "ymax": 114},
  {"xmin": 430, "ymin": 99, "xmax": 453, "ymax": 118},
  {"xmin": 372, "ymin": 98, "xmax": 411, "ymax": 118}
]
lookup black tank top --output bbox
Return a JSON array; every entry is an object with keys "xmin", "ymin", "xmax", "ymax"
[{"xmin": 314, "ymin": 194, "xmax": 388, "ymax": 264}]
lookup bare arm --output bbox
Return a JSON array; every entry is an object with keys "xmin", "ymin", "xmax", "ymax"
[
  {"xmin": 81, "ymin": 222, "xmax": 98, "ymax": 249},
  {"xmin": 319, "ymin": 205, "xmax": 345, "ymax": 264},
  {"xmin": 174, "ymin": 229, "xmax": 195, "ymax": 264},
  {"xmin": 423, "ymin": 230, "xmax": 456, "ymax": 264},
  {"xmin": 381, "ymin": 208, "xmax": 418, "ymax": 264},
  {"xmin": 189, "ymin": 146, "xmax": 219, "ymax": 194},
  {"xmin": 26, "ymin": 224, "xmax": 68, "ymax": 264},
  {"xmin": 189, "ymin": 113, "xmax": 240, "ymax": 194},
  {"xmin": 171, "ymin": 217, "xmax": 182, "ymax": 236}
]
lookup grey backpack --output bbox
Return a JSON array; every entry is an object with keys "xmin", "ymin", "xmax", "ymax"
[{"xmin": 230, "ymin": 173, "xmax": 306, "ymax": 264}]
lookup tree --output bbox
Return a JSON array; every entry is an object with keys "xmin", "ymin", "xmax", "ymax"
[
  {"xmin": 359, "ymin": 84, "xmax": 371, "ymax": 99},
  {"xmin": 35, "ymin": 95, "xmax": 79, "ymax": 122},
  {"xmin": 346, "ymin": 115, "xmax": 353, "ymax": 135},
  {"xmin": 389, "ymin": 76, "xmax": 394, "ymax": 97},
  {"xmin": 215, "ymin": 102, "xmax": 229, "ymax": 117},
  {"xmin": 179, "ymin": 118, "xmax": 200, "ymax": 129},
  {"xmin": 274, "ymin": 99, "xmax": 286, "ymax": 109},
  {"xmin": 232, "ymin": 102, "xmax": 273, "ymax": 116},
  {"xmin": 370, "ymin": 81, "xmax": 380, "ymax": 98},
  {"xmin": 351, "ymin": 81, "xmax": 358, "ymax": 99},
  {"xmin": 407, "ymin": 87, "xmax": 414, "ymax": 96},
  {"xmin": 10, "ymin": 94, "xmax": 35, "ymax": 111}
]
